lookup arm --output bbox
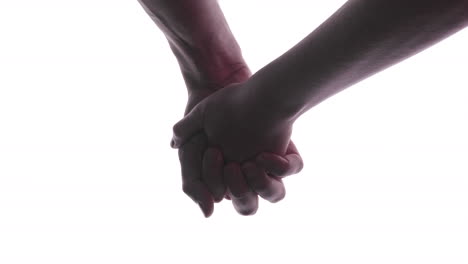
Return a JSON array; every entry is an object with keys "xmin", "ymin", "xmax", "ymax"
[
  {"xmin": 137, "ymin": 0, "xmax": 251, "ymax": 112},
  {"xmin": 247, "ymin": 0, "xmax": 468, "ymax": 123}
]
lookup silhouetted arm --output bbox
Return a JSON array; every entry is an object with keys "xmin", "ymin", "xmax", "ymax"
[
  {"xmin": 137, "ymin": 0, "xmax": 251, "ymax": 111},
  {"xmin": 247, "ymin": 0, "xmax": 468, "ymax": 122}
]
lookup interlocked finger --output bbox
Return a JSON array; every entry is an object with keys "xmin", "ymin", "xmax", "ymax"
[
  {"xmin": 179, "ymin": 133, "xmax": 214, "ymax": 217},
  {"xmin": 223, "ymin": 162, "xmax": 258, "ymax": 216},
  {"xmin": 242, "ymin": 162, "xmax": 286, "ymax": 203},
  {"xmin": 256, "ymin": 140, "xmax": 304, "ymax": 178},
  {"xmin": 202, "ymin": 147, "xmax": 225, "ymax": 202}
]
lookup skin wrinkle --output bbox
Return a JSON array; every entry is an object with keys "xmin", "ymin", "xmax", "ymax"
[{"xmin": 215, "ymin": 64, "xmax": 250, "ymax": 87}]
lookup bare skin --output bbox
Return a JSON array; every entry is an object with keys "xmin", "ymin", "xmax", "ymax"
[
  {"xmin": 138, "ymin": 0, "xmax": 304, "ymax": 217},
  {"xmin": 171, "ymin": 0, "xmax": 468, "ymax": 213}
]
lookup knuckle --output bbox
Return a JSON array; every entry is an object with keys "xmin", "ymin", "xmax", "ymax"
[{"xmin": 172, "ymin": 122, "xmax": 182, "ymax": 136}]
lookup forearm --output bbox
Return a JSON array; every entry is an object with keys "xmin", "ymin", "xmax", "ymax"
[
  {"xmin": 247, "ymin": 0, "xmax": 468, "ymax": 122},
  {"xmin": 138, "ymin": 0, "xmax": 250, "ymax": 92}
]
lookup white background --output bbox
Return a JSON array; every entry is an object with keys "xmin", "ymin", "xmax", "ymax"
[{"xmin": 1, "ymin": 0, "xmax": 467, "ymax": 263}]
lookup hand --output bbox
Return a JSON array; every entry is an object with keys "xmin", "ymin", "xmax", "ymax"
[
  {"xmin": 172, "ymin": 82, "xmax": 302, "ymax": 215},
  {"xmin": 176, "ymin": 67, "xmax": 247, "ymax": 216}
]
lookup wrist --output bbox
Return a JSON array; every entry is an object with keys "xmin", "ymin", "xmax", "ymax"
[
  {"xmin": 184, "ymin": 64, "xmax": 251, "ymax": 115},
  {"xmin": 175, "ymin": 43, "xmax": 251, "ymax": 91},
  {"xmin": 233, "ymin": 81, "xmax": 296, "ymax": 134},
  {"xmin": 241, "ymin": 78, "xmax": 300, "ymax": 128}
]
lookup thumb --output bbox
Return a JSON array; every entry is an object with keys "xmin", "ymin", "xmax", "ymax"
[{"xmin": 171, "ymin": 105, "xmax": 204, "ymax": 148}]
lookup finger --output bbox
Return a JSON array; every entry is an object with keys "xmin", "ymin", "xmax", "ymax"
[
  {"xmin": 224, "ymin": 163, "xmax": 258, "ymax": 216},
  {"xmin": 256, "ymin": 140, "xmax": 304, "ymax": 178},
  {"xmin": 242, "ymin": 162, "xmax": 286, "ymax": 203},
  {"xmin": 202, "ymin": 147, "xmax": 225, "ymax": 202},
  {"xmin": 281, "ymin": 140, "xmax": 304, "ymax": 175},
  {"xmin": 182, "ymin": 180, "xmax": 214, "ymax": 218},
  {"xmin": 256, "ymin": 153, "xmax": 302, "ymax": 177},
  {"xmin": 171, "ymin": 106, "xmax": 203, "ymax": 148},
  {"xmin": 179, "ymin": 133, "xmax": 214, "ymax": 217},
  {"xmin": 223, "ymin": 162, "xmax": 252, "ymax": 199}
]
